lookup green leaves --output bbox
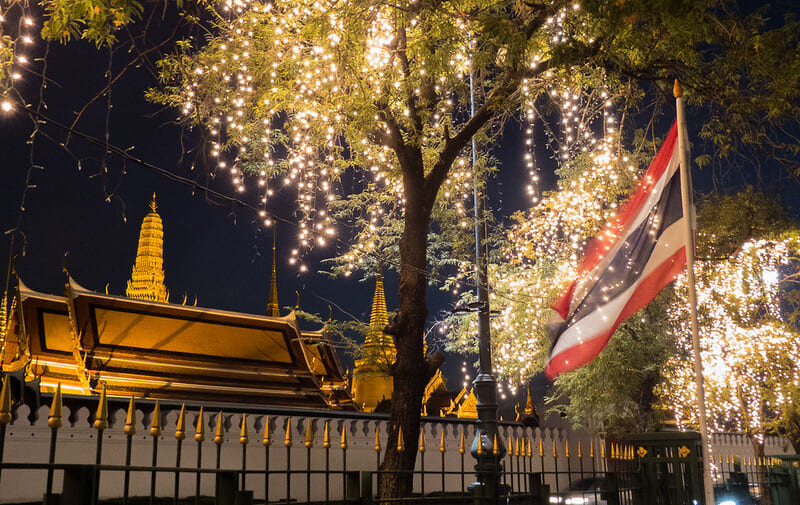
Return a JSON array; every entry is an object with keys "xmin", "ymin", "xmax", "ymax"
[{"xmin": 40, "ymin": 0, "xmax": 143, "ymax": 47}]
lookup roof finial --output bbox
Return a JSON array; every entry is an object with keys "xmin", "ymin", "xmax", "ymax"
[
  {"xmin": 267, "ymin": 226, "xmax": 280, "ymax": 317},
  {"xmin": 150, "ymin": 193, "xmax": 158, "ymax": 213}
]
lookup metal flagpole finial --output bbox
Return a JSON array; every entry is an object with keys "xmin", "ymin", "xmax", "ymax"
[{"xmin": 674, "ymin": 79, "xmax": 683, "ymax": 98}]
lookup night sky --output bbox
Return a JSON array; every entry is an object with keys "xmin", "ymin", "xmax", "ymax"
[{"xmin": 2, "ymin": 3, "xmax": 799, "ymax": 416}]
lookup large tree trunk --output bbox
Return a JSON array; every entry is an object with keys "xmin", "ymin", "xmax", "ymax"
[
  {"xmin": 378, "ymin": 154, "xmax": 440, "ymax": 500},
  {"xmin": 748, "ymin": 434, "xmax": 774, "ymax": 505}
]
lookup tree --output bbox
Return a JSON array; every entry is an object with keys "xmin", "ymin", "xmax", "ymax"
[
  {"xmin": 145, "ymin": 1, "xmax": 800, "ymax": 498},
  {"xmin": 659, "ymin": 193, "xmax": 800, "ymax": 505},
  {"xmin": 5, "ymin": 0, "xmax": 800, "ymax": 499}
]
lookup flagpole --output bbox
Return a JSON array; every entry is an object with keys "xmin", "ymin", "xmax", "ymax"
[{"xmin": 674, "ymin": 79, "xmax": 715, "ymax": 505}]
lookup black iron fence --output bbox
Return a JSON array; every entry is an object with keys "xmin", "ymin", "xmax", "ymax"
[{"xmin": 0, "ymin": 382, "xmax": 797, "ymax": 505}]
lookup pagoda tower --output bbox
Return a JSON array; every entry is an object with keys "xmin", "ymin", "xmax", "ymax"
[
  {"xmin": 351, "ymin": 271, "xmax": 396, "ymax": 412},
  {"xmin": 126, "ymin": 194, "xmax": 169, "ymax": 302},
  {"xmin": 266, "ymin": 231, "xmax": 280, "ymax": 317}
]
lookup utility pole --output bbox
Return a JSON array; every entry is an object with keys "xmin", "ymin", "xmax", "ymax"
[{"xmin": 468, "ymin": 70, "xmax": 505, "ymax": 503}]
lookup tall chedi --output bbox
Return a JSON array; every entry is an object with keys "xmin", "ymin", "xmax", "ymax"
[
  {"xmin": 351, "ymin": 271, "xmax": 396, "ymax": 412},
  {"xmin": 126, "ymin": 194, "xmax": 169, "ymax": 302}
]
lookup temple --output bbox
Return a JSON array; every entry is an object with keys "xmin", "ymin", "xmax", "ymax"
[
  {"xmin": 349, "ymin": 271, "xmax": 454, "ymax": 416},
  {"xmin": 0, "ymin": 196, "xmax": 350, "ymax": 408},
  {"xmin": 0, "ymin": 194, "xmax": 467, "ymax": 414},
  {"xmin": 350, "ymin": 272, "xmax": 395, "ymax": 412},
  {"xmin": 126, "ymin": 194, "xmax": 169, "ymax": 303}
]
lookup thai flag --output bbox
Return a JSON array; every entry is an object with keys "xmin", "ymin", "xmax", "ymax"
[{"xmin": 545, "ymin": 122, "xmax": 690, "ymax": 380}]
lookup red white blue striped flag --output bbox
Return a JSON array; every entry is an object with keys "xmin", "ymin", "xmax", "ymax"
[{"xmin": 545, "ymin": 122, "xmax": 691, "ymax": 380}]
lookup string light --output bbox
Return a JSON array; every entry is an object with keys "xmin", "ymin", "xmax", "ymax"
[
  {"xmin": 445, "ymin": 81, "xmax": 639, "ymax": 384},
  {"xmin": 661, "ymin": 238, "xmax": 800, "ymax": 441}
]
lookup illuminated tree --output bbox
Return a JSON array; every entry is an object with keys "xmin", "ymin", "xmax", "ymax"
[{"xmin": 660, "ymin": 193, "xmax": 800, "ymax": 462}]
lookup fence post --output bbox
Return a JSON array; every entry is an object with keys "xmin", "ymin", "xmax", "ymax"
[
  {"xmin": 528, "ymin": 473, "xmax": 549, "ymax": 505},
  {"xmin": 216, "ymin": 472, "xmax": 237, "ymax": 505},
  {"xmin": 61, "ymin": 465, "xmax": 93, "ymax": 505},
  {"xmin": 600, "ymin": 472, "xmax": 620, "ymax": 505},
  {"xmin": 360, "ymin": 471, "xmax": 373, "ymax": 505}
]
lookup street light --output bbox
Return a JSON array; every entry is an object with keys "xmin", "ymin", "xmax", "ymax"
[{"xmin": 467, "ymin": 70, "xmax": 505, "ymax": 501}]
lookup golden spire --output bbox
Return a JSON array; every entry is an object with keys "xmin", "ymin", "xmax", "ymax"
[
  {"xmin": 525, "ymin": 388, "xmax": 537, "ymax": 416},
  {"xmin": 362, "ymin": 270, "xmax": 395, "ymax": 359},
  {"xmin": 350, "ymin": 268, "xmax": 397, "ymax": 412},
  {"xmin": 126, "ymin": 194, "xmax": 168, "ymax": 302},
  {"xmin": 267, "ymin": 228, "xmax": 280, "ymax": 317}
]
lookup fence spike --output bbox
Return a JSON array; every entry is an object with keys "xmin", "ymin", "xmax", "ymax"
[
  {"xmin": 262, "ymin": 415, "xmax": 271, "ymax": 446},
  {"xmin": 578, "ymin": 441, "xmax": 583, "ymax": 459},
  {"xmin": 175, "ymin": 404, "xmax": 186, "ymax": 441},
  {"xmin": 565, "ymin": 440, "xmax": 570, "ymax": 458},
  {"xmin": 124, "ymin": 397, "xmax": 137, "ymax": 436},
  {"xmin": 323, "ymin": 421, "xmax": 330, "ymax": 449},
  {"xmin": 375, "ymin": 427, "xmax": 382, "ymax": 452},
  {"xmin": 459, "ymin": 430, "xmax": 466, "ymax": 455},
  {"xmin": 539, "ymin": 439, "xmax": 544, "ymax": 458},
  {"xmin": 476, "ymin": 433, "xmax": 483, "ymax": 456},
  {"xmin": 590, "ymin": 440, "xmax": 594, "ymax": 458},
  {"xmin": 419, "ymin": 429, "xmax": 426, "ymax": 453},
  {"xmin": 340, "ymin": 425, "xmax": 348, "ymax": 450},
  {"xmin": 195, "ymin": 407, "xmax": 205, "ymax": 443},
  {"xmin": 493, "ymin": 433, "xmax": 499, "ymax": 456},
  {"xmin": 527, "ymin": 437, "xmax": 532, "ymax": 458},
  {"xmin": 48, "ymin": 383, "xmax": 63, "ymax": 429},
  {"xmin": 150, "ymin": 400, "xmax": 162, "ymax": 437},
  {"xmin": 397, "ymin": 426, "xmax": 405, "ymax": 453},
  {"xmin": 440, "ymin": 430, "xmax": 446, "ymax": 453},
  {"xmin": 514, "ymin": 436, "xmax": 519, "ymax": 457},
  {"xmin": 0, "ymin": 376, "xmax": 11, "ymax": 425},
  {"xmin": 601, "ymin": 442, "xmax": 605, "ymax": 459},
  {"xmin": 553, "ymin": 439, "xmax": 558, "ymax": 458},
  {"xmin": 284, "ymin": 418, "xmax": 292, "ymax": 448},
  {"xmin": 240, "ymin": 414, "xmax": 249, "ymax": 445},
  {"xmin": 93, "ymin": 387, "xmax": 108, "ymax": 430},
  {"xmin": 304, "ymin": 421, "xmax": 313, "ymax": 448},
  {"xmin": 214, "ymin": 411, "xmax": 224, "ymax": 445}
]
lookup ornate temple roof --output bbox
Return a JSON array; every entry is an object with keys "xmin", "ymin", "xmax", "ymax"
[{"xmin": 1, "ymin": 277, "xmax": 351, "ymax": 407}]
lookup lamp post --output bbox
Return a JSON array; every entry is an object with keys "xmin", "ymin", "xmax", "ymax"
[{"xmin": 468, "ymin": 70, "xmax": 505, "ymax": 502}]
